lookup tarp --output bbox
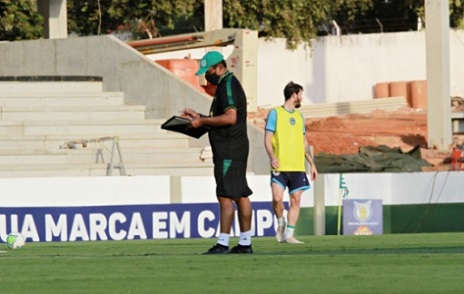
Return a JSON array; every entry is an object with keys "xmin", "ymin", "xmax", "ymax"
[{"xmin": 315, "ymin": 145, "xmax": 432, "ymax": 173}]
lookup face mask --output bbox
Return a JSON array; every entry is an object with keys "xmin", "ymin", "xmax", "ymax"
[{"xmin": 205, "ymin": 71, "xmax": 220, "ymax": 85}]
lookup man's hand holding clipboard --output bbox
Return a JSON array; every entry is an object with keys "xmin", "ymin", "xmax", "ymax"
[{"xmin": 161, "ymin": 108, "xmax": 210, "ymax": 139}]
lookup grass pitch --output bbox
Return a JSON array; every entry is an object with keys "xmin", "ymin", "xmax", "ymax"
[{"xmin": 1, "ymin": 233, "xmax": 464, "ymax": 293}]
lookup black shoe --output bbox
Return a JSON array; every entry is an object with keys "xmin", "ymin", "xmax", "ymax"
[
  {"xmin": 228, "ymin": 244, "xmax": 253, "ymax": 254},
  {"xmin": 203, "ymin": 243, "xmax": 229, "ymax": 254}
]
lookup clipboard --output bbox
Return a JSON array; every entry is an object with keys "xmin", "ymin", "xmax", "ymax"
[{"xmin": 161, "ymin": 115, "xmax": 210, "ymax": 139}]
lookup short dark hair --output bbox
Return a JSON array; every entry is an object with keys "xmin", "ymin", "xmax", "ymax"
[{"xmin": 284, "ymin": 81, "xmax": 303, "ymax": 100}]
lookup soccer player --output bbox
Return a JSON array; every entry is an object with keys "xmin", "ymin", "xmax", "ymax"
[
  {"xmin": 181, "ymin": 51, "xmax": 253, "ymax": 254},
  {"xmin": 264, "ymin": 81, "xmax": 318, "ymax": 243}
]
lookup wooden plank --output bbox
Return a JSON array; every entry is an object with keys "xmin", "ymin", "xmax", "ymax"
[{"xmin": 299, "ymin": 97, "xmax": 407, "ymax": 118}]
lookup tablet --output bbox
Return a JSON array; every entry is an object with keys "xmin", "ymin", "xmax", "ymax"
[{"xmin": 161, "ymin": 116, "xmax": 210, "ymax": 139}]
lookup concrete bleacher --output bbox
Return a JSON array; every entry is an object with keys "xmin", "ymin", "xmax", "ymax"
[{"xmin": 0, "ymin": 78, "xmax": 213, "ymax": 178}]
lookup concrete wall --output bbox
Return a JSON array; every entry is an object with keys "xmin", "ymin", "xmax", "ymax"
[
  {"xmin": 1, "ymin": 172, "xmax": 463, "ymax": 241},
  {"xmin": 258, "ymin": 30, "xmax": 464, "ymax": 107},
  {"xmin": 3, "ymin": 173, "xmax": 461, "ymax": 208},
  {"xmin": 0, "ymin": 35, "xmax": 211, "ymax": 120},
  {"xmin": 1, "ymin": 31, "xmax": 464, "ymax": 111},
  {"xmin": 149, "ymin": 30, "xmax": 464, "ymax": 108}
]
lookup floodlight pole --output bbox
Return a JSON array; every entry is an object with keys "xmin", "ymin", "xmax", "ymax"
[{"xmin": 425, "ymin": 0, "xmax": 452, "ymax": 150}]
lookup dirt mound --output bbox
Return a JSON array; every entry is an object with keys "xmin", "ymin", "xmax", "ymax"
[{"xmin": 306, "ymin": 108, "xmax": 427, "ymax": 155}]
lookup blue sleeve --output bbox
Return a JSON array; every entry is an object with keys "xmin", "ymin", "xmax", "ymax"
[{"xmin": 265, "ymin": 109, "xmax": 277, "ymax": 133}]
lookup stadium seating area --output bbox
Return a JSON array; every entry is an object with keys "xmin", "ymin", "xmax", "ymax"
[{"xmin": 0, "ymin": 77, "xmax": 213, "ymax": 177}]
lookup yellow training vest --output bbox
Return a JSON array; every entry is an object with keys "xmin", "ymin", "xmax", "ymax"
[{"xmin": 272, "ymin": 107, "xmax": 306, "ymax": 172}]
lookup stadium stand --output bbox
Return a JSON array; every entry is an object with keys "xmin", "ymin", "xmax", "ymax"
[{"xmin": 0, "ymin": 77, "xmax": 213, "ymax": 177}]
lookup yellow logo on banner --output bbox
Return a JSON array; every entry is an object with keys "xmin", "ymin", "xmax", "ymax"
[{"xmin": 353, "ymin": 200, "xmax": 373, "ymax": 222}]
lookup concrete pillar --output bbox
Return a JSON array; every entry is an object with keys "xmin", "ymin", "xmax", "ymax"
[
  {"xmin": 170, "ymin": 176, "xmax": 182, "ymax": 204},
  {"xmin": 37, "ymin": 0, "xmax": 68, "ymax": 39},
  {"xmin": 425, "ymin": 0, "xmax": 452, "ymax": 149},
  {"xmin": 204, "ymin": 0, "xmax": 223, "ymax": 31},
  {"xmin": 313, "ymin": 175, "xmax": 325, "ymax": 235}
]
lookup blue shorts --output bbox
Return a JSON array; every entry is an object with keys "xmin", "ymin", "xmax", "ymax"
[{"xmin": 271, "ymin": 171, "xmax": 310, "ymax": 195}]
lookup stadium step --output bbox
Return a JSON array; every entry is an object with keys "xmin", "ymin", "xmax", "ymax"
[
  {"xmin": 0, "ymin": 133, "xmax": 191, "ymax": 151},
  {"xmin": 0, "ymin": 162, "xmax": 214, "ymax": 178},
  {"xmin": 0, "ymin": 79, "xmax": 211, "ymax": 177},
  {"xmin": 15, "ymin": 119, "xmax": 165, "ymax": 136},
  {"xmin": 0, "ymin": 92, "xmax": 125, "ymax": 107},
  {"xmin": 0, "ymin": 105, "xmax": 146, "ymax": 121},
  {"xmin": 0, "ymin": 147, "xmax": 209, "ymax": 165},
  {"xmin": 0, "ymin": 80, "xmax": 103, "ymax": 93}
]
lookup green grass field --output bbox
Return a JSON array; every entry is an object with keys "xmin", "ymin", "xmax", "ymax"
[{"xmin": 1, "ymin": 233, "xmax": 464, "ymax": 293}]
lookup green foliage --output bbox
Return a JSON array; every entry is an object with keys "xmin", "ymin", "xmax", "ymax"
[
  {"xmin": 3, "ymin": 1, "xmax": 461, "ymax": 43},
  {"xmin": 223, "ymin": 0, "xmax": 374, "ymax": 48},
  {"xmin": 407, "ymin": 0, "xmax": 464, "ymax": 28},
  {"xmin": 65, "ymin": 0, "xmax": 375, "ymax": 46},
  {"xmin": 450, "ymin": 0, "xmax": 464, "ymax": 28},
  {"xmin": 65, "ymin": 0, "xmax": 464, "ymax": 47},
  {"xmin": 0, "ymin": 0, "xmax": 43, "ymax": 41},
  {"xmin": 67, "ymin": 0, "xmax": 201, "ymax": 39}
]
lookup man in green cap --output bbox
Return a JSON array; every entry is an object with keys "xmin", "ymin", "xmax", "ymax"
[{"xmin": 181, "ymin": 51, "xmax": 253, "ymax": 254}]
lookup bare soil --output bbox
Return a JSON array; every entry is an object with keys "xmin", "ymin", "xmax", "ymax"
[{"xmin": 248, "ymin": 106, "xmax": 464, "ymax": 170}]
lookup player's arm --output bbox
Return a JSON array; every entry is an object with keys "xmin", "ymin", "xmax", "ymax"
[
  {"xmin": 191, "ymin": 78, "xmax": 239, "ymax": 128},
  {"xmin": 190, "ymin": 107, "xmax": 236, "ymax": 128},
  {"xmin": 180, "ymin": 108, "xmax": 209, "ymax": 120},
  {"xmin": 304, "ymin": 137, "xmax": 318, "ymax": 180},
  {"xmin": 264, "ymin": 131, "xmax": 279, "ymax": 169}
]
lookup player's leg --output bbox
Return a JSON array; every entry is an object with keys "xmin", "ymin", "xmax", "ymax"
[
  {"xmin": 286, "ymin": 189, "xmax": 302, "ymax": 229},
  {"xmin": 287, "ymin": 189, "xmax": 302, "ymax": 228},
  {"xmin": 236, "ymin": 196, "xmax": 252, "ymax": 233},
  {"xmin": 272, "ymin": 182, "xmax": 285, "ymax": 219},
  {"xmin": 229, "ymin": 161, "xmax": 254, "ymax": 253},
  {"xmin": 271, "ymin": 182, "xmax": 286, "ymax": 242},
  {"xmin": 218, "ymin": 196, "xmax": 235, "ymax": 234},
  {"xmin": 204, "ymin": 160, "xmax": 235, "ymax": 254},
  {"xmin": 284, "ymin": 190, "xmax": 304, "ymax": 243},
  {"xmin": 229, "ymin": 196, "xmax": 253, "ymax": 253},
  {"xmin": 203, "ymin": 196, "xmax": 234, "ymax": 254},
  {"xmin": 284, "ymin": 172, "xmax": 309, "ymax": 244},
  {"xmin": 215, "ymin": 159, "xmax": 254, "ymax": 254}
]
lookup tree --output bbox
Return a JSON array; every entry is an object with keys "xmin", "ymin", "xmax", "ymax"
[
  {"xmin": 222, "ymin": 0, "xmax": 374, "ymax": 48},
  {"xmin": 65, "ymin": 0, "xmax": 464, "ymax": 47},
  {"xmin": 66, "ymin": 0, "xmax": 374, "ymax": 48},
  {"xmin": 0, "ymin": 0, "xmax": 43, "ymax": 41},
  {"xmin": 336, "ymin": 0, "xmax": 419, "ymax": 34},
  {"xmin": 2, "ymin": 1, "xmax": 464, "ymax": 43},
  {"xmin": 67, "ymin": 0, "xmax": 201, "ymax": 38}
]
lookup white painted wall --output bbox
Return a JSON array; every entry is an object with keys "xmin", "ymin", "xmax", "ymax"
[
  {"xmin": 1, "ymin": 173, "xmax": 461, "ymax": 241},
  {"xmin": 322, "ymin": 172, "xmax": 464, "ymax": 206},
  {"xmin": 258, "ymin": 31, "xmax": 464, "ymax": 107},
  {"xmin": 1, "ymin": 173, "xmax": 462, "ymax": 208},
  {"xmin": 150, "ymin": 30, "xmax": 464, "ymax": 108},
  {"xmin": 3, "ymin": 30, "xmax": 462, "ymax": 115},
  {"xmin": 0, "ymin": 176, "xmax": 171, "ymax": 206}
]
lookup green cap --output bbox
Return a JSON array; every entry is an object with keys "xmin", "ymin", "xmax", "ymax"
[{"xmin": 196, "ymin": 51, "xmax": 224, "ymax": 75}]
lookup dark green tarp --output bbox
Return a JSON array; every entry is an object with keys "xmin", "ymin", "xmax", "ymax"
[{"xmin": 314, "ymin": 145, "xmax": 433, "ymax": 173}]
